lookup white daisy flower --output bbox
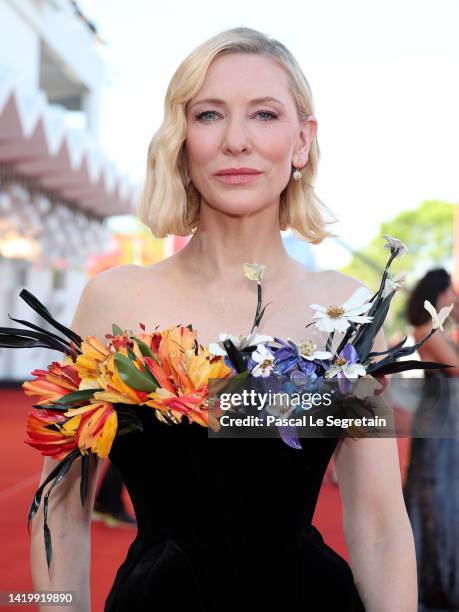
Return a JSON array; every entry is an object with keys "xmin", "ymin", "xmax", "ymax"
[
  {"xmin": 310, "ymin": 286, "xmax": 373, "ymax": 333},
  {"xmin": 297, "ymin": 339, "xmax": 332, "ymax": 361},
  {"xmin": 324, "ymin": 357, "xmax": 367, "ymax": 380},
  {"xmin": 243, "ymin": 263, "xmax": 265, "ymax": 284},
  {"xmin": 208, "ymin": 329, "xmax": 274, "ymax": 356},
  {"xmin": 424, "ymin": 300, "xmax": 454, "ymax": 331},
  {"xmin": 383, "ymin": 234, "xmax": 408, "ymax": 258},
  {"xmin": 251, "ymin": 343, "xmax": 275, "ymax": 378},
  {"xmin": 382, "ymin": 271, "xmax": 407, "ymax": 299}
]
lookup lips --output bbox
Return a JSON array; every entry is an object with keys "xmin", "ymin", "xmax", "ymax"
[
  {"xmin": 215, "ymin": 168, "xmax": 261, "ymax": 176},
  {"xmin": 214, "ymin": 172, "xmax": 261, "ymax": 185}
]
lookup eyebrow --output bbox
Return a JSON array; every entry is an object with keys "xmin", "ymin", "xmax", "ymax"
[{"xmin": 188, "ymin": 96, "xmax": 285, "ymax": 110}]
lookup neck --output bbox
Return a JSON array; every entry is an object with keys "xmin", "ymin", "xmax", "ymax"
[{"xmin": 175, "ymin": 198, "xmax": 293, "ymax": 285}]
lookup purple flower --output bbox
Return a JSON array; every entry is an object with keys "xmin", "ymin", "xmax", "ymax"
[{"xmin": 272, "ymin": 337, "xmax": 318, "ymax": 377}]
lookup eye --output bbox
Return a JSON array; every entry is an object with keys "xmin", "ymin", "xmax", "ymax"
[
  {"xmin": 194, "ymin": 109, "xmax": 278, "ymax": 122},
  {"xmin": 196, "ymin": 110, "xmax": 220, "ymax": 121},
  {"xmin": 256, "ymin": 110, "xmax": 278, "ymax": 121}
]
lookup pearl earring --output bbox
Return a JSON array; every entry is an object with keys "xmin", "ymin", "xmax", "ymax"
[{"xmin": 292, "ymin": 166, "xmax": 302, "ymax": 181}]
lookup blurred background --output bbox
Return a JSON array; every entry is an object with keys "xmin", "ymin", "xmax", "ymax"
[
  {"xmin": 0, "ymin": 1, "xmax": 458, "ymax": 609},
  {"xmin": 0, "ymin": 0, "xmax": 457, "ymax": 380}
]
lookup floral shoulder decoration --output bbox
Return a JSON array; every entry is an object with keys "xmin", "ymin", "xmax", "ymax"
[{"xmin": 0, "ymin": 234, "xmax": 454, "ymax": 573}]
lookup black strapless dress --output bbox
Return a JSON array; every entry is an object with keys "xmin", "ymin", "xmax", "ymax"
[{"xmin": 103, "ymin": 405, "xmax": 366, "ymax": 611}]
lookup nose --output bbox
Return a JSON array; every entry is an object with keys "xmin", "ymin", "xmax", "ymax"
[{"xmin": 221, "ymin": 113, "xmax": 252, "ymax": 154}]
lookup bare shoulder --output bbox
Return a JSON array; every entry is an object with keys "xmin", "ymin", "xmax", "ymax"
[
  {"xmin": 90, "ymin": 263, "xmax": 144, "ymax": 288},
  {"xmin": 321, "ymin": 269, "xmax": 368, "ymax": 287},
  {"xmin": 318, "ymin": 269, "xmax": 370, "ymax": 301},
  {"xmin": 90, "ymin": 262, "xmax": 169, "ymax": 294},
  {"xmin": 70, "ymin": 264, "xmax": 142, "ymax": 340},
  {"xmin": 71, "ymin": 261, "xmax": 174, "ymax": 336},
  {"xmin": 286, "ymin": 260, "xmax": 369, "ymax": 305}
]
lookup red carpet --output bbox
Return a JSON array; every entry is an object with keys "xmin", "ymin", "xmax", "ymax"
[{"xmin": 0, "ymin": 389, "xmax": 409, "ymax": 610}]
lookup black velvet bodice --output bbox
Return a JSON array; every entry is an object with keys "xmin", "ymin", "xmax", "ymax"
[{"xmin": 104, "ymin": 405, "xmax": 366, "ymax": 612}]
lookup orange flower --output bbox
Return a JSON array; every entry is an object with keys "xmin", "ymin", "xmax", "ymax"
[
  {"xmin": 22, "ymin": 358, "xmax": 81, "ymax": 405},
  {"xmin": 22, "ymin": 323, "xmax": 233, "ymax": 463},
  {"xmin": 25, "ymin": 408, "xmax": 79, "ymax": 460},
  {"xmin": 64, "ymin": 402, "xmax": 118, "ymax": 458},
  {"xmin": 144, "ymin": 325, "xmax": 232, "ymax": 430},
  {"xmin": 147, "ymin": 387, "xmax": 224, "ymax": 430},
  {"xmin": 75, "ymin": 336, "xmax": 111, "ymax": 383},
  {"xmin": 25, "ymin": 401, "xmax": 117, "ymax": 461},
  {"xmin": 94, "ymin": 351, "xmax": 151, "ymax": 404}
]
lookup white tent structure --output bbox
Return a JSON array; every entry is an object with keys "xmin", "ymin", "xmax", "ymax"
[
  {"xmin": 0, "ymin": 0, "xmax": 138, "ymax": 381},
  {"xmin": 0, "ymin": 70, "xmax": 135, "ymax": 218}
]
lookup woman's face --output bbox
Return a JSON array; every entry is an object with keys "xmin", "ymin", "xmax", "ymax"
[{"xmin": 185, "ymin": 53, "xmax": 317, "ymax": 217}]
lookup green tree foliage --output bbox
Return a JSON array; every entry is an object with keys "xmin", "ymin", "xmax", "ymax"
[{"xmin": 339, "ymin": 200, "xmax": 455, "ymax": 340}]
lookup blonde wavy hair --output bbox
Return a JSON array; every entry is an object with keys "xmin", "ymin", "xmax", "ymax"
[{"xmin": 137, "ymin": 26, "xmax": 337, "ymax": 244}]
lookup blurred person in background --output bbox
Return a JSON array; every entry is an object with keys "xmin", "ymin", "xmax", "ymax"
[{"xmin": 404, "ymin": 268, "xmax": 459, "ymax": 611}]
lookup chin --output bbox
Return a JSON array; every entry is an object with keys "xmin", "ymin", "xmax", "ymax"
[
  {"xmin": 207, "ymin": 193, "xmax": 268, "ymax": 216},
  {"xmin": 217, "ymin": 202, "xmax": 266, "ymax": 217}
]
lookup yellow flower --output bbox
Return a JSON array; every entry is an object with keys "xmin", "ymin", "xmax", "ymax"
[
  {"xmin": 64, "ymin": 402, "xmax": 118, "ymax": 458},
  {"xmin": 243, "ymin": 263, "xmax": 265, "ymax": 283},
  {"xmin": 76, "ymin": 336, "xmax": 110, "ymax": 384}
]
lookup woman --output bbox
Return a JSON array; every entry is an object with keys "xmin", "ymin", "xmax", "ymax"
[
  {"xmin": 30, "ymin": 27, "xmax": 416, "ymax": 611},
  {"xmin": 404, "ymin": 268, "xmax": 459, "ymax": 610}
]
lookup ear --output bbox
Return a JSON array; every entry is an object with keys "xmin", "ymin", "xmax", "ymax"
[{"xmin": 293, "ymin": 115, "xmax": 318, "ymax": 167}]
